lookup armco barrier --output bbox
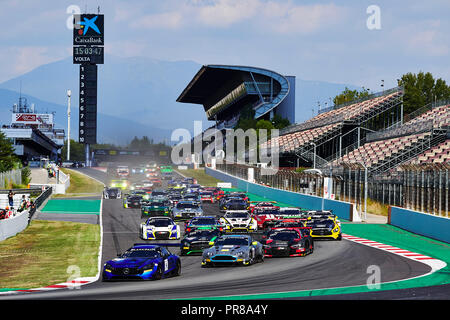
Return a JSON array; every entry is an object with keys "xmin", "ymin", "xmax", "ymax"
[
  {"xmin": 388, "ymin": 206, "xmax": 450, "ymax": 243},
  {"xmin": 205, "ymin": 167, "xmax": 353, "ymax": 221},
  {"xmin": 0, "ymin": 210, "xmax": 29, "ymax": 241}
]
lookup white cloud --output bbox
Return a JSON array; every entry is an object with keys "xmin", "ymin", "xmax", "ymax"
[{"xmin": 122, "ymin": 0, "xmax": 347, "ymax": 34}]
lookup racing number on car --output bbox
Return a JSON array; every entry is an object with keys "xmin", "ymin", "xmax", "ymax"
[{"xmin": 164, "ymin": 259, "xmax": 168, "ymax": 271}]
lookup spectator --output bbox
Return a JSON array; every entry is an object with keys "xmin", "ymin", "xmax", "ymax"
[{"xmin": 8, "ymin": 190, "xmax": 14, "ymax": 209}]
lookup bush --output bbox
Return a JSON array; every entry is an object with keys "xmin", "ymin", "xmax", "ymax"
[{"xmin": 21, "ymin": 166, "xmax": 31, "ymax": 185}]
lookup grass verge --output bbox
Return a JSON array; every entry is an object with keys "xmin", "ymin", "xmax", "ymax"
[
  {"xmin": 0, "ymin": 220, "xmax": 100, "ymax": 290},
  {"xmin": 53, "ymin": 168, "xmax": 104, "ymax": 198},
  {"xmin": 176, "ymin": 168, "xmax": 223, "ymax": 187}
]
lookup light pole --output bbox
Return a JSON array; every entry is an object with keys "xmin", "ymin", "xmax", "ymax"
[
  {"xmin": 360, "ymin": 162, "xmax": 368, "ymax": 221},
  {"xmin": 67, "ymin": 89, "xmax": 71, "ymax": 161},
  {"xmin": 310, "ymin": 142, "xmax": 317, "ymax": 169}
]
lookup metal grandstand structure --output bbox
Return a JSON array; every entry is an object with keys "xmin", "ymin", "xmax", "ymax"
[{"xmin": 271, "ymin": 87, "xmax": 404, "ymax": 168}]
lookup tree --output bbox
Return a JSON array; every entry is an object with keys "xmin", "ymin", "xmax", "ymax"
[
  {"xmin": 61, "ymin": 139, "xmax": 85, "ymax": 161},
  {"xmin": 0, "ymin": 131, "xmax": 18, "ymax": 172},
  {"xmin": 333, "ymin": 87, "xmax": 371, "ymax": 106},
  {"xmin": 399, "ymin": 71, "xmax": 450, "ymax": 115}
]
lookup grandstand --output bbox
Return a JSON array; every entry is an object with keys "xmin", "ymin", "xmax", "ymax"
[
  {"xmin": 177, "ymin": 65, "xmax": 296, "ymax": 129},
  {"xmin": 331, "ymin": 101, "xmax": 449, "ymax": 175},
  {"xmin": 263, "ymin": 87, "xmax": 404, "ymax": 168}
]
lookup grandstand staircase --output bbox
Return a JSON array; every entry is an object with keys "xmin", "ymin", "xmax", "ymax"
[{"xmin": 368, "ymin": 127, "xmax": 448, "ymax": 175}]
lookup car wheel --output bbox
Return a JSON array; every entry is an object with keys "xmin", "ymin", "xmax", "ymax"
[
  {"xmin": 172, "ymin": 260, "xmax": 181, "ymax": 277},
  {"xmin": 153, "ymin": 265, "xmax": 163, "ymax": 280}
]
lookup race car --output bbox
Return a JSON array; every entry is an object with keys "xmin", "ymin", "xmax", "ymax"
[
  {"xmin": 184, "ymin": 216, "xmax": 223, "ymax": 234},
  {"xmin": 306, "ymin": 217, "xmax": 342, "ymax": 240},
  {"xmin": 168, "ymin": 194, "xmax": 183, "ymax": 207},
  {"xmin": 171, "ymin": 201, "xmax": 203, "ymax": 220},
  {"xmin": 252, "ymin": 207, "xmax": 309, "ymax": 230},
  {"xmin": 141, "ymin": 199, "xmax": 171, "ymax": 218},
  {"xmin": 202, "ymin": 187, "xmax": 224, "ymax": 200},
  {"xmin": 262, "ymin": 229, "xmax": 314, "ymax": 257},
  {"xmin": 220, "ymin": 198, "xmax": 250, "ymax": 213},
  {"xmin": 219, "ymin": 210, "xmax": 257, "ymax": 233},
  {"xmin": 102, "ymin": 244, "xmax": 181, "ymax": 281},
  {"xmin": 201, "ymin": 234, "xmax": 264, "ymax": 267},
  {"xmin": 199, "ymin": 191, "xmax": 215, "ymax": 203},
  {"xmin": 116, "ymin": 166, "xmax": 130, "ymax": 178},
  {"xmin": 103, "ymin": 187, "xmax": 122, "ymax": 199},
  {"xmin": 180, "ymin": 229, "xmax": 221, "ymax": 256},
  {"xmin": 182, "ymin": 193, "xmax": 201, "ymax": 205},
  {"xmin": 140, "ymin": 217, "xmax": 181, "ymax": 240},
  {"xmin": 148, "ymin": 177, "xmax": 162, "ymax": 187},
  {"xmin": 265, "ymin": 218, "xmax": 307, "ymax": 233},
  {"xmin": 123, "ymin": 194, "xmax": 144, "ymax": 208},
  {"xmin": 218, "ymin": 193, "xmax": 249, "ymax": 207},
  {"xmin": 249, "ymin": 201, "xmax": 279, "ymax": 213},
  {"xmin": 130, "ymin": 182, "xmax": 145, "ymax": 191},
  {"xmin": 109, "ymin": 179, "xmax": 129, "ymax": 190}
]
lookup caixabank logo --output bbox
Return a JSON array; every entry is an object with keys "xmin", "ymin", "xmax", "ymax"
[{"xmin": 73, "ymin": 14, "xmax": 104, "ymax": 45}]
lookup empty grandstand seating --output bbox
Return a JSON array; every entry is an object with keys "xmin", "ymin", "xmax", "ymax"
[
  {"xmin": 332, "ymin": 103, "xmax": 449, "ymax": 173},
  {"xmin": 407, "ymin": 140, "xmax": 450, "ymax": 164},
  {"xmin": 263, "ymin": 89, "xmax": 403, "ymax": 161}
]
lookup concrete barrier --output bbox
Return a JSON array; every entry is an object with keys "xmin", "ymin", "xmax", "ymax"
[
  {"xmin": 388, "ymin": 206, "xmax": 450, "ymax": 243},
  {"xmin": 205, "ymin": 167, "xmax": 353, "ymax": 221},
  {"xmin": 0, "ymin": 210, "xmax": 29, "ymax": 241}
]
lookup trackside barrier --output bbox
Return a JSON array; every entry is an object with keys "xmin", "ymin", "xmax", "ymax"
[
  {"xmin": 205, "ymin": 167, "xmax": 353, "ymax": 221},
  {"xmin": 0, "ymin": 210, "xmax": 29, "ymax": 241},
  {"xmin": 388, "ymin": 206, "xmax": 450, "ymax": 243}
]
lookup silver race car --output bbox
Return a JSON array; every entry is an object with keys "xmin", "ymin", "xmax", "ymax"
[
  {"xmin": 172, "ymin": 200, "xmax": 203, "ymax": 220},
  {"xmin": 201, "ymin": 234, "xmax": 264, "ymax": 267}
]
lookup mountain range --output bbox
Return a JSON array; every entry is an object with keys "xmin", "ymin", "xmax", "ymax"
[{"xmin": 0, "ymin": 55, "xmax": 360, "ymax": 145}]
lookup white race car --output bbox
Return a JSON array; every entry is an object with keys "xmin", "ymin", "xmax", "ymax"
[
  {"xmin": 140, "ymin": 217, "xmax": 181, "ymax": 240},
  {"xmin": 219, "ymin": 210, "xmax": 257, "ymax": 233}
]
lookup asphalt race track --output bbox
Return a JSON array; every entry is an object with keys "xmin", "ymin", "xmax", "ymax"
[{"xmin": 3, "ymin": 167, "xmax": 439, "ymax": 300}]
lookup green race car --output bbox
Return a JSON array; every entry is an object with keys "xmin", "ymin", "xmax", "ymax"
[{"xmin": 141, "ymin": 199, "xmax": 171, "ymax": 218}]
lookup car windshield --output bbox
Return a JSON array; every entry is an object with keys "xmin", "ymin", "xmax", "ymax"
[
  {"xmin": 227, "ymin": 200, "xmax": 245, "ymax": 205},
  {"xmin": 122, "ymin": 248, "xmax": 160, "ymax": 258},
  {"xmin": 215, "ymin": 237, "xmax": 249, "ymax": 246},
  {"xmin": 281, "ymin": 209, "xmax": 302, "ymax": 215},
  {"xmin": 148, "ymin": 219, "xmax": 172, "ymax": 227},
  {"xmin": 188, "ymin": 230, "xmax": 219, "ymax": 238},
  {"xmin": 177, "ymin": 203, "xmax": 198, "ymax": 209},
  {"xmin": 191, "ymin": 218, "xmax": 216, "ymax": 225},
  {"xmin": 152, "ymin": 191, "xmax": 166, "ymax": 196},
  {"xmin": 269, "ymin": 231, "xmax": 299, "ymax": 241},
  {"xmin": 254, "ymin": 209, "xmax": 281, "ymax": 215},
  {"xmin": 226, "ymin": 212, "xmax": 249, "ymax": 218},
  {"xmin": 147, "ymin": 202, "xmax": 165, "ymax": 206},
  {"xmin": 310, "ymin": 220, "xmax": 334, "ymax": 228},
  {"xmin": 200, "ymin": 192, "xmax": 213, "ymax": 196}
]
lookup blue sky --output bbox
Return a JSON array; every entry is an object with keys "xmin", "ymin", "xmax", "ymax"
[{"xmin": 0, "ymin": 0, "xmax": 449, "ymax": 92}]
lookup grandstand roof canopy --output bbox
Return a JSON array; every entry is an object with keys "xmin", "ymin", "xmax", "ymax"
[{"xmin": 177, "ymin": 65, "xmax": 292, "ymax": 121}]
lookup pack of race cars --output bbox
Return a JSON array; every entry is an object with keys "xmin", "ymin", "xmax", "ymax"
[{"xmin": 101, "ymin": 166, "xmax": 342, "ymax": 281}]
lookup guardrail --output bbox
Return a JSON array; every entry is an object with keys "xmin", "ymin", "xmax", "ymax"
[{"xmin": 389, "ymin": 206, "xmax": 450, "ymax": 243}]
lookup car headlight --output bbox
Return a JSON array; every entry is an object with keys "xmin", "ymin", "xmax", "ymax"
[
  {"xmin": 333, "ymin": 228, "xmax": 339, "ymax": 233},
  {"xmin": 206, "ymin": 251, "xmax": 214, "ymax": 257}
]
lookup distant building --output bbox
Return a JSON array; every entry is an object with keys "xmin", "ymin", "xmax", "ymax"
[
  {"xmin": 177, "ymin": 65, "xmax": 295, "ymax": 129},
  {"xmin": 1, "ymin": 97, "xmax": 64, "ymax": 163}
]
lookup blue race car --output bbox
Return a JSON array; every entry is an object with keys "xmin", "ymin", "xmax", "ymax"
[{"xmin": 102, "ymin": 244, "xmax": 181, "ymax": 281}]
